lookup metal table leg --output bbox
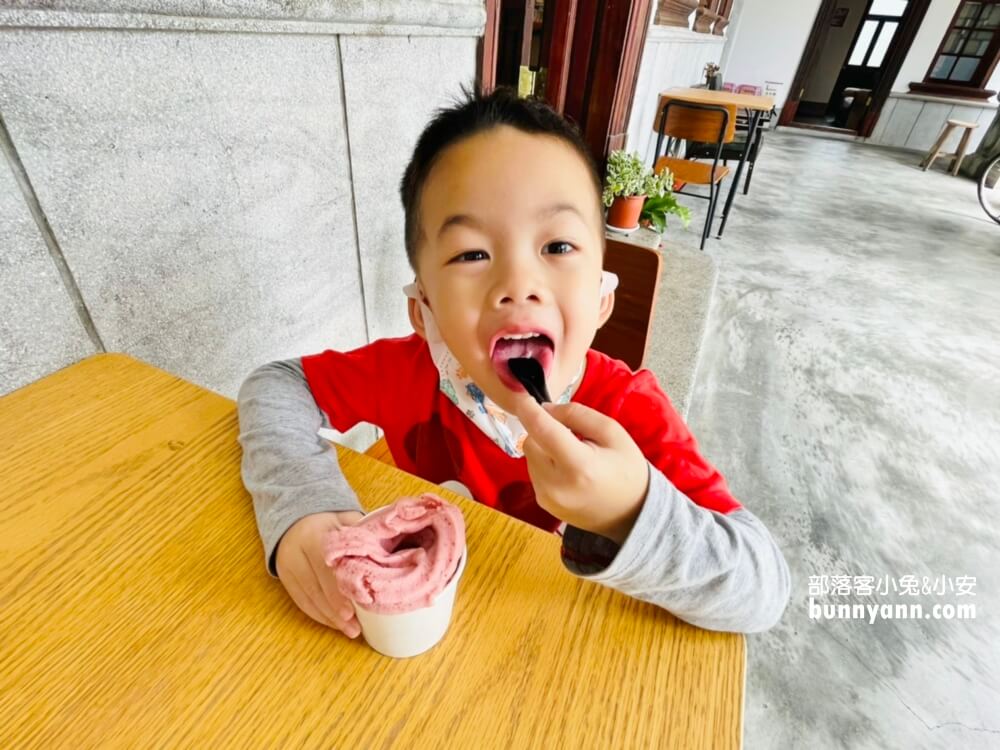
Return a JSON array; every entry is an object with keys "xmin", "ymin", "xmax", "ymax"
[{"xmin": 717, "ymin": 108, "xmax": 761, "ymax": 238}]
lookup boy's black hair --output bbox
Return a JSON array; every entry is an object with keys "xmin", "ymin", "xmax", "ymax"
[{"xmin": 399, "ymin": 84, "xmax": 604, "ymax": 270}]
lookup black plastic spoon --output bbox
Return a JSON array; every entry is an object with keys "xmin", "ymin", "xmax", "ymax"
[{"xmin": 508, "ymin": 358, "xmax": 551, "ymax": 405}]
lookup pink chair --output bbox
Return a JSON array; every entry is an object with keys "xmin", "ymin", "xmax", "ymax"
[
  {"xmin": 735, "ymin": 84, "xmax": 761, "ymax": 95},
  {"xmin": 722, "ymin": 82, "xmax": 735, "ymax": 92}
]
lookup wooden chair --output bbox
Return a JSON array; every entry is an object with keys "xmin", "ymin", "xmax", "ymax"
[
  {"xmin": 591, "ymin": 237, "xmax": 662, "ymax": 371},
  {"xmin": 921, "ymin": 119, "xmax": 979, "ymax": 176},
  {"xmin": 651, "ymin": 94, "xmax": 738, "ymax": 250},
  {"xmin": 686, "ymin": 105, "xmax": 775, "ymax": 196}
]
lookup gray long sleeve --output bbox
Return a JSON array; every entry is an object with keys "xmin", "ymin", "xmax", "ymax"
[
  {"xmin": 237, "ymin": 359, "xmax": 791, "ymax": 632},
  {"xmin": 560, "ymin": 463, "xmax": 790, "ymax": 632},
  {"xmin": 236, "ymin": 359, "xmax": 362, "ymax": 577}
]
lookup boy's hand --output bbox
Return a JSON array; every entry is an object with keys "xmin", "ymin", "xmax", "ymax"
[
  {"xmin": 516, "ymin": 399, "xmax": 649, "ymax": 545},
  {"xmin": 275, "ymin": 510, "xmax": 365, "ymax": 638}
]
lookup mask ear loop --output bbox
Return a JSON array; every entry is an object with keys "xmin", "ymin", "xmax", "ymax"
[
  {"xmin": 403, "ymin": 281, "xmax": 444, "ymax": 344},
  {"xmin": 601, "ymin": 271, "xmax": 619, "ymax": 296},
  {"xmin": 402, "ymin": 281, "xmax": 428, "ymax": 304}
]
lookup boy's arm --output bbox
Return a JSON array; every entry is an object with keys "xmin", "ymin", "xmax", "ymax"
[
  {"xmin": 237, "ymin": 358, "xmax": 363, "ymax": 577},
  {"xmin": 560, "ymin": 463, "xmax": 790, "ymax": 633}
]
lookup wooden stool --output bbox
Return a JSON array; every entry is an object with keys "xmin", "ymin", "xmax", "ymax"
[{"xmin": 921, "ymin": 119, "xmax": 979, "ymax": 175}]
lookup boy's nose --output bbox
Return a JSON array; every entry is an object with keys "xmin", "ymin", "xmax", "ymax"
[
  {"xmin": 497, "ymin": 288, "xmax": 541, "ymax": 306},
  {"xmin": 490, "ymin": 253, "xmax": 548, "ymax": 308},
  {"xmin": 492, "ymin": 272, "xmax": 544, "ymax": 307}
]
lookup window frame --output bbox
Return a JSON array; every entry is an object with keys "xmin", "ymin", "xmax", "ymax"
[
  {"xmin": 846, "ymin": 13, "xmax": 904, "ymax": 69},
  {"xmin": 910, "ymin": 0, "xmax": 1000, "ymax": 99}
]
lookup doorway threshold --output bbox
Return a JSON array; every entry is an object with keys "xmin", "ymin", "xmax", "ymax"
[
  {"xmin": 782, "ymin": 123, "xmax": 864, "ymax": 144},
  {"xmin": 787, "ymin": 121, "xmax": 858, "ymax": 137}
]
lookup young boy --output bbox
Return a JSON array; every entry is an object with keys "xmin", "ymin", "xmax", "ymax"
[{"xmin": 237, "ymin": 86, "xmax": 789, "ymax": 639}]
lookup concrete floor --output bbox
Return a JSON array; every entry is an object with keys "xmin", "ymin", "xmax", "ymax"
[{"xmin": 665, "ymin": 132, "xmax": 1000, "ymax": 748}]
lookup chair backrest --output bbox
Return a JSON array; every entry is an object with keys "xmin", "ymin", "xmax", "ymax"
[
  {"xmin": 590, "ymin": 237, "xmax": 662, "ymax": 371},
  {"xmin": 721, "ymin": 82, "xmax": 735, "ymax": 92},
  {"xmin": 652, "ymin": 96, "xmax": 738, "ymax": 144},
  {"xmin": 735, "ymin": 84, "xmax": 761, "ymax": 95}
]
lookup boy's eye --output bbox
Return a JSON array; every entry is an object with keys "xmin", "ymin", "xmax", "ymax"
[
  {"xmin": 450, "ymin": 250, "xmax": 489, "ymax": 263},
  {"xmin": 544, "ymin": 241, "xmax": 575, "ymax": 255}
]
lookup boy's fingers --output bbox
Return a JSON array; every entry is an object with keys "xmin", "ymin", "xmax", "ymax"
[
  {"xmin": 285, "ymin": 567, "xmax": 338, "ymax": 629},
  {"xmin": 312, "ymin": 565, "xmax": 361, "ymax": 638},
  {"xmin": 514, "ymin": 397, "xmax": 587, "ymax": 466},
  {"xmin": 543, "ymin": 402, "xmax": 622, "ymax": 447},
  {"xmin": 311, "ymin": 555, "xmax": 352, "ymax": 618},
  {"xmin": 307, "ymin": 553, "xmax": 362, "ymax": 638},
  {"xmin": 281, "ymin": 551, "xmax": 360, "ymax": 638}
]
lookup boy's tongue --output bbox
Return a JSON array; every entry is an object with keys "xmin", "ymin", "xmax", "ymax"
[{"xmin": 491, "ymin": 336, "xmax": 553, "ymax": 391}]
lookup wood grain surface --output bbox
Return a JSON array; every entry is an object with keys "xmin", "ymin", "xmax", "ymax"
[{"xmin": 0, "ymin": 353, "xmax": 745, "ymax": 749}]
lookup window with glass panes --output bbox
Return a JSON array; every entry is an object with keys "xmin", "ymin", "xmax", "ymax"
[
  {"xmin": 846, "ymin": 0, "xmax": 909, "ymax": 69},
  {"xmin": 923, "ymin": 0, "xmax": 1000, "ymax": 91}
]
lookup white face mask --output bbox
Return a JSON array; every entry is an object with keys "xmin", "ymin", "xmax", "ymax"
[{"xmin": 402, "ymin": 271, "xmax": 619, "ymax": 458}]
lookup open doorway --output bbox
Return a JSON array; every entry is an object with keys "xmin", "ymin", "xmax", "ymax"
[{"xmin": 781, "ymin": 0, "xmax": 931, "ymax": 136}]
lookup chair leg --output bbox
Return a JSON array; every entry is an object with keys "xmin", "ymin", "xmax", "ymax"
[
  {"xmin": 951, "ymin": 127, "xmax": 974, "ymax": 176},
  {"xmin": 700, "ymin": 184, "xmax": 715, "ymax": 250},
  {"xmin": 921, "ymin": 124, "xmax": 954, "ymax": 171},
  {"xmin": 744, "ymin": 131, "xmax": 763, "ymax": 195},
  {"xmin": 706, "ymin": 185, "xmax": 721, "ymax": 247},
  {"xmin": 743, "ymin": 160, "xmax": 755, "ymax": 195}
]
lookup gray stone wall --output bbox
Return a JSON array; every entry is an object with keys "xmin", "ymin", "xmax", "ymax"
[{"xmin": 0, "ymin": 1, "xmax": 482, "ymax": 448}]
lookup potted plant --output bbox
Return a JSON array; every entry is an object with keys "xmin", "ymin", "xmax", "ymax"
[
  {"xmin": 603, "ymin": 150, "xmax": 648, "ymax": 231},
  {"xmin": 639, "ymin": 167, "xmax": 691, "ymax": 233},
  {"xmin": 603, "ymin": 150, "xmax": 690, "ymax": 234}
]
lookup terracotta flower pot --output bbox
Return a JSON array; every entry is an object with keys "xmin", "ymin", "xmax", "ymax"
[{"xmin": 607, "ymin": 195, "xmax": 645, "ymax": 229}]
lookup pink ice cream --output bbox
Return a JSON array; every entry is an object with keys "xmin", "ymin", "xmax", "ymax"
[{"xmin": 324, "ymin": 494, "xmax": 466, "ymax": 615}]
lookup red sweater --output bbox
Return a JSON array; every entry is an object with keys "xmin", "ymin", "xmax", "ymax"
[{"xmin": 302, "ymin": 334, "xmax": 740, "ymax": 533}]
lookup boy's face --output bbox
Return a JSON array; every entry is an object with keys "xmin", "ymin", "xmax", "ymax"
[{"xmin": 411, "ymin": 125, "xmax": 613, "ymax": 415}]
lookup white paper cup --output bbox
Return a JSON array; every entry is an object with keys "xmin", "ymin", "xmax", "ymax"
[{"xmin": 350, "ymin": 506, "xmax": 467, "ymax": 658}]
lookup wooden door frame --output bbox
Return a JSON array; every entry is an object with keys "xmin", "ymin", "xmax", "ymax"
[
  {"xmin": 540, "ymin": 0, "xmax": 578, "ymax": 112},
  {"xmin": 478, "ymin": 0, "xmax": 577, "ymax": 113},
  {"xmin": 780, "ymin": 0, "xmax": 931, "ymax": 137},
  {"xmin": 780, "ymin": 0, "xmax": 844, "ymax": 127},
  {"xmin": 480, "ymin": 0, "xmax": 653, "ymax": 162},
  {"xmin": 479, "ymin": 0, "xmax": 501, "ymax": 92}
]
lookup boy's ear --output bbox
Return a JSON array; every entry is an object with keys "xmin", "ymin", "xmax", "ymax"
[
  {"xmin": 408, "ymin": 296, "xmax": 428, "ymax": 340},
  {"xmin": 596, "ymin": 290, "xmax": 615, "ymax": 329}
]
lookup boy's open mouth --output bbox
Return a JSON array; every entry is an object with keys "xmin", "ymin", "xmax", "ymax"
[{"xmin": 489, "ymin": 330, "xmax": 555, "ymax": 392}]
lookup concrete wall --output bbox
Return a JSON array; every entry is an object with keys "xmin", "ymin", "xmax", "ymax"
[{"xmin": 0, "ymin": 1, "xmax": 482, "ymax": 448}]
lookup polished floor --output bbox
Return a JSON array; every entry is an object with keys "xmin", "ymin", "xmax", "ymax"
[{"xmin": 665, "ymin": 132, "xmax": 999, "ymax": 749}]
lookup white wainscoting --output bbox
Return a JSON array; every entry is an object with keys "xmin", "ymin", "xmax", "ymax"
[
  {"xmin": 626, "ymin": 25, "xmax": 727, "ymax": 168},
  {"xmin": 867, "ymin": 92, "xmax": 997, "ymax": 153}
]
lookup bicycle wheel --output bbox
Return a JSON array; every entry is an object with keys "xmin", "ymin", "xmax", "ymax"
[{"xmin": 979, "ymin": 155, "xmax": 1000, "ymax": 225}]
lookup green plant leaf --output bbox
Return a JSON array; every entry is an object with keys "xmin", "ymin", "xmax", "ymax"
[{"xmin": 640, "ymin": 191, "xmax": 691, "ymax": 232}]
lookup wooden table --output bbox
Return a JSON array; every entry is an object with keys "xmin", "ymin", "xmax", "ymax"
[
  {"xmin": 657, "ymin": 86, "xmax": 775, "ymax": 238},
  {"xmin": 0, "ymin": 354, "xmax": 745, "ymax": 749}
]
